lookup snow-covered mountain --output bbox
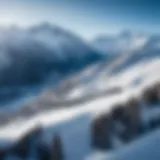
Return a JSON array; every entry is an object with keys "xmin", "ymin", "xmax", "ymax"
[
  {"xmin": 0, "ymin": 24, "xmax": 104, "ymax": 105},
  {"xmin": 0, "ymin": 27, "xmax": 160, "ymax": 160},
  {"xmin": 0, "ymin": 31, "xmax": 160, "ymax": 160},
  {"xmin": 0, "ymin": 24, "xmax": 103, "ymax": 87},
  {"xmin": 93, "ymin": 31, "xmax": 148, "ymax": 54}
]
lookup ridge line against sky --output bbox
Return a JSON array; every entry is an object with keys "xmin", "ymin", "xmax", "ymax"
[{"xmin": 0, "ymin": 0, "xmax": 159, "ymax": 40}]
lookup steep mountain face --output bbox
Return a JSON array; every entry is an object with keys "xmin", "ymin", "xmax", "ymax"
[
  {"xmin": 0, "ymin": 24, "xmax": 104, "ymax": 105},
  {"xmin": 0, "ymin": 24, "xmax": 103, "ymax": 87},
  {"xmin": 28, "ymin": 23, "xmax": 105, "ymax": 73}
]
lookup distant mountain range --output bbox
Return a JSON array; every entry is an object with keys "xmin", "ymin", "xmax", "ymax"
[{"xmin": 92, "ymin": 30, "xmax": 160, "ymax": 55}]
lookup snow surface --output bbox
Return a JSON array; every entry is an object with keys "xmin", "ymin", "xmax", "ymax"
[
  {"xmin": 0, "ymin": 52, "xmax": 160, "ymax": 160},
  {"xmin": 87, "ymin": 128, "xmax": 160, "ymax": 160}
]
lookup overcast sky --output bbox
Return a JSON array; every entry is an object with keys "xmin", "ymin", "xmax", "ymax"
[{"xmin": 0, "ymin": 0, "xmax": 159, "ymax": 39}]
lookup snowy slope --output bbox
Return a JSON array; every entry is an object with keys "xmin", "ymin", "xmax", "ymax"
[
  {"xmin": 2, "ymin": 56, "xmax": 160, "ymax": 123},
  {"xmin": 0, "ymin": 50, "xmax": 160, "ymax": 160},
  {"xmin": 88, "ymin": 128, "xmax": 160, "ymax": 160},
  {"xmin": 0, "ymin": 29, "xmax": 160, "ymax": 159}
]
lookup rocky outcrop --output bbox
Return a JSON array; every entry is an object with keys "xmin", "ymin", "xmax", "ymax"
[
  {"xmin": 0, "ymin": 125, "xmax": 42, "ymax": 159},
  {"xmin": 123, "ymin": 99, "xmax": 141, "ymax": 140},
  {"xmin": 37, "ymin": 144, "xmax": 52, "ymax": 160},
  {"xmin": 0, "ymin": 125, "xmax": 66, "ymax": 160},
  {"xmin": 142, "ymin": 83, "xmax": 160, "ymax": 105},
  {"xmin": 101, "ymin": 99, "xmax": 142, "ymax": 143},
  {"xmin": 112, "ymin": 104, "xmax": 127, "ymax": 123},
  {"xmin": 91, "ymin": 114, "xmax": 112, "ymax": 150},
  {"xmin": 51, "ymin": 134, "xmax": 64, "ymax": 160},
  {"xmin": 0, "ymin": 148, "xmax": 7, "ymax": 160},
  {"xmin": 149, "ymin": 116, "xmax": 160, "ymax": 130},
  {"xmin": 10, "ymin": 125, "xmax": 42, "ymax": 159}
]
